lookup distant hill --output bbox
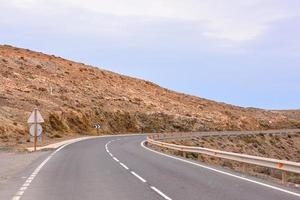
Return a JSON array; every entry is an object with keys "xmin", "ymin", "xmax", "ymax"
[{"xmin": 1, "ymin": 45, "xmax": 299, "ymax": 148}]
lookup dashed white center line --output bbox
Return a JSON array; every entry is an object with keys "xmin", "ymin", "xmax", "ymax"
[
  {"xmin": 130, "ymin": 171, "xmax": 147, "ymax": 183},
  {"xmin": 150, "ymin": 186, "xmax": 172, "ymax": 200},
  {"xmin": 119, "ymin": 162, "xmax": 129, "ymax": 170},
  {"xmin": 106, "ymin": 139, "xmax": 173, "ymax": 200}
]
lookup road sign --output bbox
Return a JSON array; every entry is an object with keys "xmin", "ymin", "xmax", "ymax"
[
  {"xmin": 27, "ymin": 108, "xmax": 44, "ymax": 151},
  {"xmin": 94, "ymin": 124, "xmax": 101, "ymax": 129},
  {"xmin": 27, "ymin": 109, "xmax": 44, "ymax": 124},
  {"xmin": 30, "ymin": 136, "xmax": 42, "ymax": 143},
  {"xmin": 29, "ymin": 124, "xmax": 42, "ymax": 137}
]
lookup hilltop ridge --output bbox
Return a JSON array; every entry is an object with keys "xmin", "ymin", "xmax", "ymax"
[{"xmin": 1, "ymin": 45, "xmax": 299, "ymax": 149}]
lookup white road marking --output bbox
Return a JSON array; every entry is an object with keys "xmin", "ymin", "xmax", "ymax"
[
  {"xmin": 150, "ymin": 186, "xmax": 172, "ymax": 200},
  {"xmin": 11, "ymin": 143, "xmax": 69, "ymax": 200},
  {"xmin": 130, "ymin": 171, "xmax": 147, "ymax": 183},
  {"xmin": 19, "ymin": 187, "xmax": 27, "ymax": 191},
  {"xmin": 22, "ymin": 183, "xmax": 30, "ymax": 187},
  {"xmin": 16, "ymin": 191, "xmax": 24, "ymax": 196},
  {"xmin": 12, "ymin": 195, "xmax": 21, "ymax": 200},
  {"xmin": 106, "ymin": 139, "xmax": 173, "ymax": 200},
  {"xmin": 120, "ymin": 162, "xmax": 129, "ymax": 170},
  {"xmin": 141, "ymin": 140, "xmax": 300, "ymax": 198},
  {"xmin": 11, "ymin": 135, "xmax": 142, "ymax": 200}
]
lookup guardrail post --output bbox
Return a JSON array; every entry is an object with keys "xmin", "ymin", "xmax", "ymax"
[
  {"xmin": 197, "ymin": 154, "xmax": 202, "ymax": 162},
  {"xmin": 148, "ymin": 131, "xmax": 300, "ymax": 183},
  {"xmin": 241, "ymin": 163, "xmax": 246, "ymax": 173},
  {"xmin": 282, "ymin": 171, "xmax": 287, "ymax": 184}
]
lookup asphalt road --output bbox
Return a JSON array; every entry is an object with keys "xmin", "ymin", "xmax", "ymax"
[{"xmin": 5, "ymin": 135, "xmax": 300, "ymax": 200}]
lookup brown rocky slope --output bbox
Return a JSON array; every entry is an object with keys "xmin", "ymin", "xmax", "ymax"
[{"xmin": 1, "ymin": 45, "xmax": 300, "ymax": 149}]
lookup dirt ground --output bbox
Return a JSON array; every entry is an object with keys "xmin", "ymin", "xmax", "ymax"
[
  {"xmin": 1, "ymin": 45, "xmax": 300, "ymax": 150},
  {"xmin": 0, "ymin": 151, "xmax": 49, "ymax": 184},
  {"xmin": 168, "ymin": 132, "xmax": 300, "ymax": 161}
]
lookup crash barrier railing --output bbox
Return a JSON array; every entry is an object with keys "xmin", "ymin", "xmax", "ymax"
[
  {"xmin": 151, "ymin": 129, "xmax": 300, "ymax": 141},
  {"xmin": 147, "ymin": 131, "xmax": 300, "ymax": 184}
]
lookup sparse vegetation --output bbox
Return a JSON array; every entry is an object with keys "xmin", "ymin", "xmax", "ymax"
[
  {"xmin": 1, "ymin": 45, "xmax": 300, "ymax": 150},
  {"xmin": 158, "ymin": 133, "xmax": 300, "ymax": 185},
  {"xmin": 36, "ymin": 64, "xmax": 42, "ymax": 69}
]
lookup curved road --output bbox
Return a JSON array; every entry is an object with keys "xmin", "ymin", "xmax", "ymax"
[{"xmin": 8, "ymin": 135, "xmax": 300, "ymax": 200}]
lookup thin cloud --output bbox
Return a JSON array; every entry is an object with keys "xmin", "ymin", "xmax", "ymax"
[{"xmin": 5, "ymin": 0, "xmax": 297, "ymax": 42}]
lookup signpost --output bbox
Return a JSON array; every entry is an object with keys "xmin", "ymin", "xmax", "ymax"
[{"xmin": 27, "ymin": 108, "xmax": 44, "ymax": 151}]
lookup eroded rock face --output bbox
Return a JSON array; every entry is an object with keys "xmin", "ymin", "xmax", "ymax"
[{"xmin": 1, "ymin": 45, "xmax": 300, "ymax": 148}]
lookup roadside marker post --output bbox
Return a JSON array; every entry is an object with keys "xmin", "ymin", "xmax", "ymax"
[
  {"xmin": 94, "ymin": 123, "xmax": 101, "ymax": 135},
  {"xmin": 27, "ymin": 108, "xmax": 44, "ymax": 151}
]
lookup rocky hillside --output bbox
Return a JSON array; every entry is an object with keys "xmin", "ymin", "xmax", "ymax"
[{"xmin": 1, "ymin": 45, "xmax": 300, "ymax": 148}]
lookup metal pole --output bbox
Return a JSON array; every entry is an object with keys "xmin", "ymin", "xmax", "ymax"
[{"xmin": 34, "ymin": 108, "xmax": 37, "ymax": 152}]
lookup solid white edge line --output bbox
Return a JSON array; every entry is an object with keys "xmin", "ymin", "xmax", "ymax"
[
  {"xmin": 22, "ymin": 183, "xmax": 30, "ymax": 187},
  {"xmin": 12, "ymin": 143, "xmax": 70, "ymax": 200},
  {"xmin": 141, "ymin": 140, "xmax": 300, "ymax": 198},
  {"xmin": 13, "ymin": 135, "xmax": 141, "ymax": 200},
  {"xmin": 16, "ymin": 191, "xmax": 24, "ymax": 196},
  {"xmin": 150, "ymin": 186, "xmax": 172, "ymax": 200},
  {"xmin": 19, "ymin": 187, "xmax": 27, "ymax": 191},
  {"xmin": 12, "ymin": 195, "xmax": 21, "ymax": 200},
  {"xmin": 130, "ymin": 171, "xmax": 147, "ymax": 183},
  {"xmin": 27, "ymin": 133, "xmax": 143, "ymax": 152}
]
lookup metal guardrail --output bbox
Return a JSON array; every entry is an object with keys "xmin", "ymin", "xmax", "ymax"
[
  {"xmin": 147, "ymin": 130, "xmax": 300, "ymax": 184},
  {"xmin": 151, "ymin": 129, "xmax": 300, "ymax": 141}
]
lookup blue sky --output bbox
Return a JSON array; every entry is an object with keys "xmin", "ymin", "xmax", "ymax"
[{"xmin": 1, "ymin": 0, "xmax": 299, "ymax": 109}]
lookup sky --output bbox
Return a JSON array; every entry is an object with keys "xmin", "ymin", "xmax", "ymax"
[{"xmin": 1, "ymin": 0, "xmax": 300, "ymax": 109}]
